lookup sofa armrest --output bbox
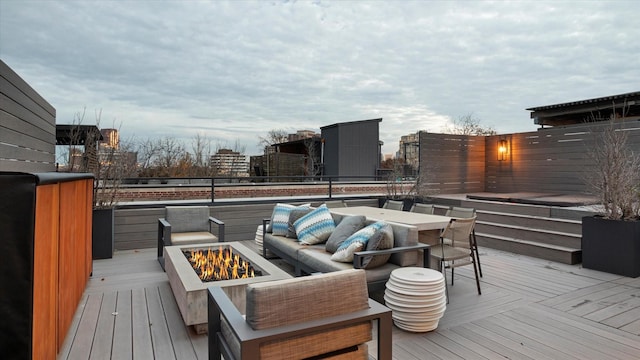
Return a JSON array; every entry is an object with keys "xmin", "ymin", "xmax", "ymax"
[
  {"xmin": 353, "ymin": 243, "xmax": 431, "ymax": 269},
  {"xmin": 157, "ymin": 218, "xmax": 171, "ymax": 270},
  {"xmin": 208, "ymin": 216, "xmax": 225, "ymax": 242},
  {"xmin": 262, "ymin": 218, "xmax": 271, "ymax": 258},
  {"xmin": 208, "ymin": 286, "xmax": 392, "ymax": 360}
]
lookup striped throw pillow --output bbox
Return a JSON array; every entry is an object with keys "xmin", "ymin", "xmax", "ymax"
[
  {"xmin": 294, "ymin": 205, "xmax": 336, "ymax": 245},
  {"xmin": 270, "ymin": 203, "xmax": 310, "ymax": 236}
]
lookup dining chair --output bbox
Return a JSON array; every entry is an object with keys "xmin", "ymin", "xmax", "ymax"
[
  {"xmin": 430, "ymin": 217, "xmax": 481, "ymax": 302},
  {"xmin": 382, "ymin": 199, "xmax": 404, "ymax": 211},
  {"xmin": 409, "ymin": 203, "xmax": 435, "ymax": 214},
  {"xmin": 445, "ymin": 206, "xmax": 482, "ymax": 277}
]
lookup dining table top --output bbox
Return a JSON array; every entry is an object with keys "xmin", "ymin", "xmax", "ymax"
[{"xmin": 330, "ymin": 206, "xmax": 451, "ymax": 231}]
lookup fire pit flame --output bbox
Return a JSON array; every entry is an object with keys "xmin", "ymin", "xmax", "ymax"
[{"xmin": 184, "ymin": 246, "xmax": 260, "ymax": 282}]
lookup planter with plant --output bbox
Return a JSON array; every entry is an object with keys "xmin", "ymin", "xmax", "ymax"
[
  {"xmin": 582, "ymin": 119, "xmax": 640, "ymax": 277},
  {"xmin": 62, "ymin": 109, "xmax": 135, "ymax": 259}
]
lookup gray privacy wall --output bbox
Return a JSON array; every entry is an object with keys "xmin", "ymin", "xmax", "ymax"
[
  {"xmin": 418, "ymin": 132, "xmax": 486, "ymax": 194},
  {"xmin": 0, "ymin": 60, "xmax": 56, "ymax": 172},
  {"xmin": 419, "ymin": 121, "xmax": 640, "ymax": 195}
]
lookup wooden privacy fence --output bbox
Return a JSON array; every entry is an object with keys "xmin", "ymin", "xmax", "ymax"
[
  {"xmin": 418, "ymin": 132, "xmax": 486, "ymax": 194},
  {"xmin": 419, "ymin": 121, "xmax": 640, "ymax": 195}
]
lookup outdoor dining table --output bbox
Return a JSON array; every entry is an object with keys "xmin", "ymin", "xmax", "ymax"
[{"xmin": 330, "ymin": 206, "xmax": 451, "ymax": 246}]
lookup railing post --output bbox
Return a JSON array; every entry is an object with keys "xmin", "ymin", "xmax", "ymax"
[
  {"xmin": 211, "ymin": 178, "xmax": 215, "ymax": 203},
  {"xmin": 329, "ymin": 178, "xmax": 333, "ymax": 199}
]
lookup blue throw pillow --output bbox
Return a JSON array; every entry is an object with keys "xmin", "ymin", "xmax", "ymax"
[
  {"xmin": 294, "ymin": 205, "xmax": 336, "ymax": 245},
  {"xmin": 270, "ymin": 203, "xmax": 310, "ymax": 236},
  {"xmin": 331, "ymin": 221, "xmax": 388, "ymax": 263}
]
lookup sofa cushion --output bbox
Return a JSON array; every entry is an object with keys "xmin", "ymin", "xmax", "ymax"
[
  {"xmin": 169, "ymin": 232, "xmax": 218, "ymax": 246},
  {"xmin": 331, "ymin": 221, "xmax": 387, "ymax": 263},
  {"xmin": 233, "ymin": 269, "xmax": 372, "ymax": 360},
  {"xmin": 298, "ymin": 246, "xmax": 400, "ymax": 285},
  {"xmin": 246, "ymin": 269, "xmax": 370, "ymax": 330},
  {"xmin": 286, "ymin": 208, "xmax": 313, "ymax": 238},
  {"xmin": 361, "ymin": 222, "xmax": 394, "ymax": 269},
  {"xmin": 270, "ymin": 203, "xmax": 310, "ymax": 236},
  {"xmin": 325, "ymin": 215, "xmax": 366, "ymax": 253},
  {"xmin": 264, "ymin": 233, "xmax": 305, "ymax": 261},
  {"xmin": 294, "ymin": 205, "xmax": 336, "ymax": 245},
  {"xmin": 387, "ymin": 222, "xmax": 419, "ymax": 266}
]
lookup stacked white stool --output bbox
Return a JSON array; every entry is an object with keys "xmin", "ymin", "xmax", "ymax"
[
  {"xmin": 384, "ymin": 267, "xmax": 446, "ymax": 332},
  {"xmin": 255, "ymin": 225, "xmax": 264, "ymax": 252}
]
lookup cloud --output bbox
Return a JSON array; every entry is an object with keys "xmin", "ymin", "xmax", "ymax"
[{"xmin": 1, "ymin": 0, "xmax": 638, "ymax": 156}]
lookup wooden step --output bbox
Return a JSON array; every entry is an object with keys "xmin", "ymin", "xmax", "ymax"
[
  {"xmin": 477, "ymin": 210, "xmax": 582, "ymax": 234},
  {"xmin": 476, "ymin": 232, "xmax": 581, "ymax": 265},
  {"xmin": 475, "ymin": 220, "xmax": 582, "ymax": 249}
]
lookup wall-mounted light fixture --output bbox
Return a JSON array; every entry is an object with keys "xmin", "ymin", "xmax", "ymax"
[{"xmin": 498, "ymin": 139, "xmax": 509, "ymax": 161}]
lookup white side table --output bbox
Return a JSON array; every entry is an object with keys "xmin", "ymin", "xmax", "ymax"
[{"xmin": 384, "ymin": 267, "xmax": 446, "ymax": 332}]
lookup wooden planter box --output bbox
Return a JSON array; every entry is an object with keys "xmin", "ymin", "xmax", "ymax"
[{"xmin": 582, "ymin": 216, "xmax": 640, "ymax": 278}]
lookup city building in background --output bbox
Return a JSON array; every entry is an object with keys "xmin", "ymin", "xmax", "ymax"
[{"xmin": 211, "ymin": 149, "xmax": 249, "ymax": 176}]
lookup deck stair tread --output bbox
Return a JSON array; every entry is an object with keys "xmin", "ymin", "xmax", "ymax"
[
  {"xmin": 476, "ymin": 209, "xmax": 583, "ymax": 225},
  {"xmin": 476, "ymin": 232, "xmax": 581, "ymax": 252},
  {"xmin": 476, "ymin": 220, "xmax": 582, "ymax": 239}
]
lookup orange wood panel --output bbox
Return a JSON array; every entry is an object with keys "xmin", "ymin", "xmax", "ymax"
[
  {"xmin": 57, "ymin": 180, "xmax": 92, "ymax": 350},
  {"xmin": 85, "ymin": 179, "xmax": 93, "ymax": 279},
  {"xmin": 33, "ymin": 183, "xmax": 60, "ymax": 359}
]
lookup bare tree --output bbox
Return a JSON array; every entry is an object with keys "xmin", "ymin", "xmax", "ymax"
[
  {"xmin": 191, "ymin": 132, "xmax": 211, "ymax": 169},
  {"xmin": 134, "ymin": 137, "xmax": 160, "ymax": 175},
  {"xmin": 154, "ymin": 137, "xmax": 186, "ymax": 176},
  {"xmin": 258, "ymin": 129, "xmax": 289, "ymax": 152},
  {"xmin": 303, "ymin": 137, "xmax": 322, "ymax": 177},
  {"xmin": 444, "ymin": 113, "xmax": 496, "ymax": 136},
  {"xmin": 584, "ymin": 103, "xmax": 640, "ymax": 220},
  {"xmin": 61, "ymin": 108, "xmax": 131, "ymax": 208}
]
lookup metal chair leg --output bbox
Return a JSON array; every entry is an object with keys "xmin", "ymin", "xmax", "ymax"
[
  {"xmin": 472, "ymin": 230, "xmax": 482, "ymax": 277},
  {"xmin": 472, "ymin": 254, "xmax": 482, "ymax": 295}
]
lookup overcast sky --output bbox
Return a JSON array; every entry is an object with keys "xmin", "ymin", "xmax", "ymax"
[{"xmin": 1, "ymin": 0, "xmax": 638, "ymax": 156}]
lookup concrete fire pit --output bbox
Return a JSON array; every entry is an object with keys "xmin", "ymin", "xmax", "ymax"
[{"xmin": 165, "ymin": 241, "xmax": 291, "ymax": 333}]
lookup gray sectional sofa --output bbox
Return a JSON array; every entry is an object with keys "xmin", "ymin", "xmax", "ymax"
[{"xmin": 262, "ymin": 210, "xmax": 431, "ymax": 292}]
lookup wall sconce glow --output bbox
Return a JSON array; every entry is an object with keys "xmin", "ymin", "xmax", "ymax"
[{"xmin": 498, "ymin": 139, "xmax": 509, "ymax": 161}]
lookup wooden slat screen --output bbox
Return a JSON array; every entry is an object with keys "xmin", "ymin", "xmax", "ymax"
[
  {"xmin": 418, "ymin": 132, "xmax": 486, "ymax": 194},
  {"xmin": 0, "ymin": 60, "xmax": 56, "ymax": 172},
  {"xmin": 485, "ymin": 122, "xmax": 640, "ymax": 194}
]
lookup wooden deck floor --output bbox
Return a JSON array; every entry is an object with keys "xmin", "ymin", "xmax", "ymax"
[{"xmin": 58, "ymin": 242, "xmax": 640, "ymax": 359}]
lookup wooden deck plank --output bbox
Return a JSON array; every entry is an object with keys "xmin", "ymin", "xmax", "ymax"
[
  {"xmin": 66, "ymin": 294, "xmax": 102, "ymax": 359},
  {"xmin": 89, "ymin": 291, "xmax": 117, "ymax": 360},
  {"xmin": 111, "ymin": 290, "xmax": 133, "ymax": 360},
  {"xmin": 131, "ymin": 288, "xmax": 154, "ymax": 359},
  {"xmin": 421, "ymin": 332, "xmax": 486, "ymax": 359},
  {"xmin": 59, "ymin": 245, "xmax": 640, "ymax": 360},
  {"xmin": 57, "ymin": 293, "xmax": 88, "ymax": 360},
  {"xmin": 567, "ymin": 286, "xmax": 639, "ymax": 317},
  {"xmin": 526, "ymin": 302, "xmax": 640, "ymax": 351},
  {"xmin": 492, "ymin": 312, "xmax": 605, "ymax": 360},
  {"xmin": 145, "ymin": 287, "xmax": 176, "ymax": 360},
  {"xmin": 603, "ymin": 304, "xmax": 640, "ymax": 329},
  {"xmin": 449, "ymin": 322, "xmax": 539, "ymax": 360},
  {"xmin": 620, "ymin": 318, "xmax": 640, "ymax": 336},
  {"xmin": 470, "ymin": 317, "xmax": 577, "ymax": 360},
  {"xmin": 158, "ymin": 283, "xmax": 198, "ymax": 360},
  {"xmin": 537, "ymin": 281, "xmax": 620, "ymax": 308},
  {"xmin": 510, "ymin": 306, "xmax": 640, "ymax": 359},
  {"xmin": 432, "ymin": 328, "xmax": 512, "ymax": 359},
  {"xmin": 583, "ymin": 288, "xmax": 640, "ymax": 322}
]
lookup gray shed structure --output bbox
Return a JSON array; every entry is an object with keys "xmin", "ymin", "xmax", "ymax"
[{"xmin": 320, "ymin": 118, "xmax": 382, "ymax": 179}]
